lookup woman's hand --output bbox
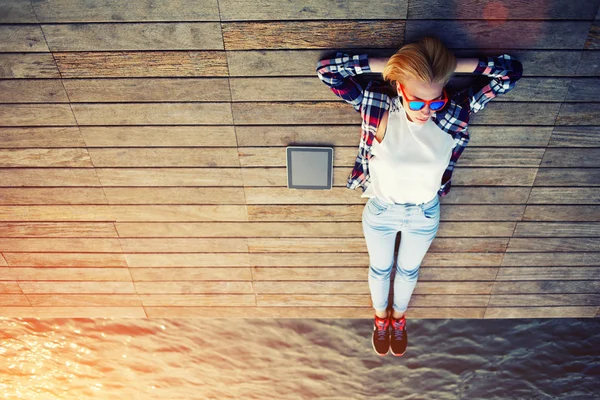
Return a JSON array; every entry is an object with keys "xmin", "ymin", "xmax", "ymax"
[
  {"xmin": 454, "ymin": 58, "xmax": 480, "ymax": 73},
  {"xmin": 368, "ymin": 57, "xmax": 389, "ymax": 74}
]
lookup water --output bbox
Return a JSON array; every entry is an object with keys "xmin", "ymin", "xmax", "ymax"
[{"xmin": 1, "ymin": 318, "xmax": 599, "ymax": 400}]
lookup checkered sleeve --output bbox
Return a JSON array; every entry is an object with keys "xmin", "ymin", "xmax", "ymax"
[{"xmin": 316, "ymin": 52, "xmax": 372, "ymax": 112}]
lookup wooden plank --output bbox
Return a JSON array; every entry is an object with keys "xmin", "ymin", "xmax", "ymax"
[
  {"xmin": 585, "ymin": 22, "xmax": 600, "ymax": 49},
  {"xmin": 88, "ymin": 148, "xmax": 240, "ymax": 167},
  {"xmin": 0, "ymin": 206, "xmax": 115, "ymax": 221},
  {"xmin": 243, "ymin": 167, "xmax": 538, "ymax": 187},
  {"xmin": 244, "ymin": 187, "xmax": 531, "ymax": 204},
  {"xmin": 4, "ymin": 253, "xmax": 128, "ymax": 267},
  {"xmin": 0, "ymin": 1, "xmax": 37, "ymax": 23},
  {"xmin": 256, "ymin": 294, "xmax": 490, "ymax": 307},
  {"xmin": 0, "ymin": 307, "xmax": 36, "ymax": 317},
  {"xmin": 108, "ymin": 205, "xmax": 249, "ymax": 222},
  {"xmin": 222, "ymin": 21, "xmax": 406, "ymax": 50},
  {"xmin": 253, "ymin": 281, "xmax": 494, "ymax": 295},
  {"xmin": 0, "ymin": 149, "xmax": 93, "ymax": 167},
  {"xmin": 565, "ymin": 78, "xmax": 600, "ymax": 102},
  {"xmin": 248, "ymin": 205, "xmax": 526, "ymax": 222},
  {"xmin": 492, "ymin": 280, "xmax": 600, "ymax": 294},
  {"xmin": 250, "ymin": 253, "xmax": 503, "ymax": 267},
  {"xmin": 0, "ymin": 222, "xmax": 118, "ymax": 238},
  {"xmin": 144, "ymin": 306, "xmax": 486, "ymax": 318},
  {"xmin": 63, "ymin": 78, "xmax": 231, "ymax": 102},
  {"xmin": 485, "ymin": 307, "xmax": 597, "ymax": 318},
  {"xmin": 0, "ymin": 80, "xmax": 69, "ymax": 103},
  {"xmin": 524, "ymin": 205, "xmax": 600, "ymax": 221},
  {"xmin": 114, "ymin": 221, "xmax": 517, "ymax": 238},
  {"xmin": 27, "ymin": 294, "xmax": 142, "ymax": 307},
  {"xmin": 556, "ymin": 104, "xmax": 600, "ymax": 125},
  {"xmin": 0, "ymin": 254, "xmax": 7, "ymax": 266},
  {"xmin": 80, "ymin": 126, "xmax": 237, "ymax": 147},
  {"xmin": 95, "ymin": 168, "xmax": 243, "ymax": 186},
  {"xmin": 33, "ymin": 307, "xmax": 146, "ymax": 318},
  {"xmin": 0, "ymin": 104, "xmax": 76, "ymax": 126},
  {"xmin": 0, "ymin": 54, "xmax": 60, "ymax": 78},
  {"xmin": 488, "ymin": 294, "xmax": 600, "ymax": 307},
  {"xmin": 549, "ymin": 126, "xmax": 600, "ymax": 147},
  {"xmin": 119, "ymin": 238, "xmax": 249, "ymax": 253},
  {"xmin": 218, "ymin": 0, "xmax": 408, "ymax": 20},
  {"xmin": 496, "ymin": 267, "xmax": 600, "ymax": 280},
  {"xmin": 19, "ymin": 281, "xmax": 137, "ymax": 294},
  {"xmin": 139, "ymin": 294, "xmax": 255, "ymax": 306},
  {"xmin": 129, "ymin": 267, "xmax": 252, "ymax": 280},
  {"xmin": 232, "ymin": 102, "xmax": 561, "ymax": 125},
  {"xmin": 0, "ymin": 238, "xmax": 122, "ymax": 252},
  {"xmin": 0, "ymin": 189, "xmax": 108, "ymax": 204},
  {"xmin": 246, "ymin": 238, "xmax": 508, "ymax": 253},
  {"xmin": 0, "ymin": 127, "xmax": 85, "ymax": 147},
  {"xmin": 104, "ymin": 188, "xmax": 246, "ymax": 205},
  {"xmin": 0, "ymin": 25, "xmax": 48, "ymax": 52},
  {"xmin": 134, "ymin": 281, "xmax": 253, "ymax": 294},
  {"xmin": 514, "ymin": 222, "xmax": 600, "ymax": 237},
  {"xmin": 227, "ymin": 49, "xmax": 583, "ymax": 77},
  {"xmin": 32, "ymin": 0, "xmax": 220, "ymax": 22},
  {"xmin": 2, "ymin": 267, "xmax": 132, "ymax": 281},
  {"xmin": 408, "ymin": 0, "xmax": 600, "ymax": 20},
  {"xmin": 0, "ymin": 282, "xmax": 22, "ymax": 294},
  {"xmin": 239, "ymin": 147, "xmax": 544, "ymax": 167},
  {"xmin": 507, "ymin": 238, "xmax": 600, "ymax": 252},
  {"xmin": 43, "ymin": 23, "xmax": 224, "ymax": 51},
  {"xmin": 534, "ymin": 169, "xmax": 600, "ymax": 186},
  {"xmin": 0, "ymin": 169, "xmax": 102, "ymax": 186},
  {"xmin": 541, "ymin": 148, "xmax": 600, "ymax": 167},
  {"xmin": 576, "ymin": 50, "xmax": 600, "ymax": 76},
  {"xmin": 406, "ymin": 21, "xmax": 591, "ymax": 49},
  {"xmin": 502, "ymin": 253, "xmax": 600, "ymax": 266},
  {"xmin": 528, "ymin": 188, "xmax": 600, "ymax": 204},
  {"xmin": 236, "ymin": 125, "xmax": 553, "ymax": 147},
  {"xmin": 54, "ymin": 51, "xmax": 229, "ymax": 78},
  {"xmin": 125, "ymin": 254, "xmax": 250, "ymax": 267},
  {"xmin": 71, "ymin": 103, "xmax": 233, "ymax": 125}
]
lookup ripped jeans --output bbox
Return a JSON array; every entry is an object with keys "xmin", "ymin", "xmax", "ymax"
[{"xmin": 362, "ymin": 194, "xmax": 441, "ymax": 314}]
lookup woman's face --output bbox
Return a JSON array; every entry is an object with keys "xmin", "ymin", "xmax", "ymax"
[{"xmin": 396, "ymin": 78, "xmax": 445, "ymax": 125}]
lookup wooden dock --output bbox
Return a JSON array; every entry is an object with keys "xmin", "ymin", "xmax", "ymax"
[{"xmin": 0, "ymin": 0, "xmax": 599, "ymax": 318}]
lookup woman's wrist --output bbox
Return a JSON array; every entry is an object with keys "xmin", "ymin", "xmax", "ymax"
[
  {"xmin": 368, "ymin": 57, "xmax": 389, "ymax": 73},
  {"xmin": 454, "ymin": 58, "xmax": 480, "ymax": 73}
]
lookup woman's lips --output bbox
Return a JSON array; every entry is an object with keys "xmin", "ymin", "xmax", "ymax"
[{"xmin": 417, "ymin": 117, "xmax": 428, "ymax": 122}]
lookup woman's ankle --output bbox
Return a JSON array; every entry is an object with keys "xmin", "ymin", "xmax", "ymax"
[{"xmin": 375, "ymin": 309, "xmax": 388, "ymax": 318}]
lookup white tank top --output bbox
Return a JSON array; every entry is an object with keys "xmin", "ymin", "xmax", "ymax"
[{"xmin": 361, "ymin": 96, "xmax": 455, "ymax": 204}]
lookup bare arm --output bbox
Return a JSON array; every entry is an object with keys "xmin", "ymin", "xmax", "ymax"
[{"xmin": 454, "ymin": 58, "xmax": 480, "ymax": 73}]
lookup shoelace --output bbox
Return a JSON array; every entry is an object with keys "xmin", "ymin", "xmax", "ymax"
[
  {"xmin": 375, "ymin": 318, "xmax": 389, "ymax": 340},
  {"xmin": 391, "ymin": 319, "xmax": 405, "ymax": 340}
]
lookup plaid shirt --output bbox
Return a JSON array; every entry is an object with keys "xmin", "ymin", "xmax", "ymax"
[{"xmin": 316, "ymin": 52, "xmax": 523, "ymax": 197}]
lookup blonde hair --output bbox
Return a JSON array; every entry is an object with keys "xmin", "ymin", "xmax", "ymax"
[{"xmin": 382, "ymin": 36, "xmax": 456, "ymax": 87}]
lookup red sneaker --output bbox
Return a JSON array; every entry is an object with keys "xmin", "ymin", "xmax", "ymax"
[
  {"xmin": 372, "ymin": 314, "xmax": 390, "ymax": 356},
  {"xmin": 390, "ymin": 315, "xmax": 407, "ymax": 356}
]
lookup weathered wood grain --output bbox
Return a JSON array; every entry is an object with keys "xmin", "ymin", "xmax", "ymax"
[
  {"xmin": 0, "ymin": 238, "xmax": 122, "ymax": 252},
  {"xmin": 33, "ymin": 307, "xmax": 147, "ymax": 318},
  {"xmin": 43, "ymin": 23, "xmax": 224, "ymax": 51},
  {"xmin": 0, "ymin": 222, "xmax": 117, "ymax": 237},
  {"xmin": 71, "ymin": 103, "xmax": 233, "ymax": 125},
  {"xmin": 0, "ymin": 189, "xmax": 108, "ymax": 204},
  {"xmin": 0, "ymin": 149, "xmax": 93, "ymax": 167},
  {"xmin": 32, "ymin": 0, "xmax": 220, "ymax": 22},
  {"xmin": 114, "ymin": 221, "xmax": 517, "ymax": 238},
  {"xmin": 235, "ymin": 125, "xmax": 552, "ymax": 147},
  {"xmin": 484, "ymin": 306, "xmax": 598, "ymax": 318},
  {"xmin": 80, "ymin": 126, "xmax": 237, "ymax": 147},
  {"xmin": 408, "ymin": 0, "xmax": 600, "ymax": 20},
  {"xmin": 218, "ymin": 0, "xmax": 408, "ymax": 20},
  {"xmin": 63, "ymin": 78, "xmax": 231, "ymax": 102},
  {"xmin": 405, "ymin": 20, "xmax": 591, "ymax": 49},
  {"xmin": 0, "ymin": 294, "xmax": 31, "ymax": 306},
  {"xmin": 2, "ymin": 267, "xmax": 132, "ymax": 281},
  {"xmin": 565, "ymin": 78, "xmax": 600, "ymax": 101},
  {"xmin": 0, "ymin": 169, "xmax": 102, "ymax": 186},
  {"xmin": 548, "ymin": 126, "xmax": 600, "ymax": 147},
  {"xmin": 534, "ymin": 169, "xmax": 600, "ymax": 186},
  {"xmin": 541, "ymin": 148, "xmax": 600, "ymax": 168},
  {"xmin": 27, "ymin": 294, "xmax": 142, "ymax": 307},
  {"xmin": 108, "ymin": 205, "xmax": 249, "ymax": 222},
  {"xmin": 222, "ymin": 21, "xmax": 406, "ymax": 50},
  {"xmin": 585, "ymin": 22, "xmax": 600, "ymax": 49},
  {"xmin": 556, "ymin": 104, "xmax": 600, "ymax": 125},
  {"xmin": 256, "ymin": 294, "xmax": 491, "ymax": 307},
  {"xmin": 87, "ymin": 148, "xmax": 240, "ymax": 167},
  {"xmin": 139, "ymin": 294, "xmax": 255, "ymax": 307},
  {"xmin": 514, "ymin": 222, "xmax": 600, "ymax": 237},
  {"xmin": 0, "ymin": 206, "xmax": 115, "ymax": 221},
  {"xmin": 126, "ymin": 254, "xmax": 250, "ymax": 267},
  {"xmin": 4, "ymin": 253, "xmax": 128, "ymax": 267},
  {"xmin": 0, "ymin": 307, "xmax": 36, "ymax": 317},
  {"xmin": 95, "ymin": 168, "xmax": 243, "ymax": 186},
  {"xmin": 507, "ymin": 238, "xmax": 600, "ymax": 252},
  {"xmin": 0, "ymin": 127, "xmax": 85, "ymax": 147},
  {"xmin": 523, "ymin": 205, "xmax": 600, "ymax": 221},
  {"xmin": 576, "ymin": 50, "xmax": 600, "ymax": 76},
  {"xmin": 53, "ymin": 51, "xmax": 229, "ymax": 78},
  {"xmin": 0, "ymin": 25, "xmax": 48, "ymax": 52},
  {"xmin": 488, "ymin": 294, "xmax": 600, "ymax": 307},
  {"xmin": 528, "ymin": 188, "xmax": 600, "ymax": 204},
  {"xmin": 0, "ymin": 0, "xmax": 37, "ymax": 23},
  {"xmin": 247, "ymin": 205, "xmax": 526, "ymax": 222},
  {"xmin": 491, "ymin": 280, "xmax": 600, "ymax": 294},
  {"xmin": 129, "ymin": 267, "xmax": 252, "ymax": 280},
  {"xmin": 0, "ymin": 79, "xmax": 68, "ymax": 103},
  {"xmin": 0, "ymin": 282, "xmax": 21, "ymax": 294},
  {"xmin": 502, "ymin": 253, "xmax": 600, "ymax": 266},
  {"xmin": 0, "ymin": 54, "xmax": 60, "ymax": 78},
  {"xmin": 104, "ymin": 188, "xmax": 247, "ymax": 205},
  {"xmin": 0, "ymin": 104, "xmax": 76, "ymax": 126},
  {"xmin": 496, "ymin": 267, "xmax": 600, "ymax": 280},
  {"xmin": 134, "ymin": 281, "xmax": 254, "ymax": 294},
  {"xmin": 19, "ymin": 281, "xmax": 136, "ymax": 294},
  {"xmin": 119, "ymin": 238, "xmax": 249, "ymax": 253}
]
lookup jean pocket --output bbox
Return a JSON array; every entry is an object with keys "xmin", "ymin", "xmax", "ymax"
[
  {"xmin": 423, "ymin": 201, "xmax": 440, "ymax": 220},
  {"xmin": 367, "ymin": 197, "xmax": 389, "ymax": 216}
]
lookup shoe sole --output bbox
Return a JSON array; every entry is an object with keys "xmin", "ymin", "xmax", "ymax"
[{"xmin": 390, "ymin": 348, "xmax": 405, "ymax": 356}]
